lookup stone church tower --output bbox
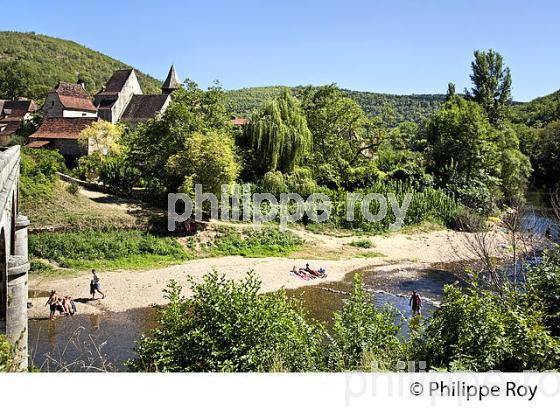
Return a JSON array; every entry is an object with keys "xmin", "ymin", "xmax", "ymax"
[{"xmin": 161, "ymin": 65, "xmax": 181, "ymax": 94}]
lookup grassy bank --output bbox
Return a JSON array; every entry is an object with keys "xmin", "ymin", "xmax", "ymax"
[
  {"xmin": 29, "ymin": 229, "xmax": 191, "ymax": 272},
  {"xmin": 202, "ymin": 227, "xmax": 304, "ymax": 258}
]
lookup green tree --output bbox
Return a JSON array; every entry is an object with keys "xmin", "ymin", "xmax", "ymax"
[
  {"xmin": 121, "ymin": 79, "xmax": 232, "ymax": 192},
  {"xmin": 426, "ymin": 96, "xmax": 500, "ymax": 209},
  {"xmin": 533, "ymin": 121, "xmax": 560, "ymax": 188},
  {"xmin": 467, "ymin": 49, "xmax": 512, "ymax": 124},
  {"xmin": 445, "ymin": 82, "xmax": 456, "ymax": 101},
  {"xmin": 78, "ymin": 120, "xmax": 123, "ymax": 156},
  {"xmin": 166, "ymin": 130, "xmax": 239, "ymax": 196},
  {"xmin": 246, "ymin": 89, "xmax": 312, "ymax": 174},
  {"xmin": 298, "ymin": 85, "xmax": 373, "ymax": 188},
  {"xmin": 128, "ymin": 271, "xmax": 325, "ymax": 372},
  {"xmin": 0, "ymin": 60, "xmax": 31, "ymax": 99}
]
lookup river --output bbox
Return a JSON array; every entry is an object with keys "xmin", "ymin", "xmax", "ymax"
[{"xmin": 27, "ymin": 193, "xmax": 558, "ymax": 371}]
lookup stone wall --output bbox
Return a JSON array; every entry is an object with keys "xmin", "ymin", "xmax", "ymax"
[
  {"xmin": 42, "ymin": 93, "xmax": 65, "ymax": 118},
  {"xmin": 0, "ymin": 145, "xmax": 29, "ymax": 370}
]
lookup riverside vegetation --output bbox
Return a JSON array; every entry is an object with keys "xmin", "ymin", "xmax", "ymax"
[{"xmin": 2, "ymin": 41, "xmax": 560, "ymax": 372}]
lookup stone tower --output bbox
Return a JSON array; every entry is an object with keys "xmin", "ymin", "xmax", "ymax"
[{"xmin": 161, "ymin": 65, "xmax": 181, "ymax": 94}]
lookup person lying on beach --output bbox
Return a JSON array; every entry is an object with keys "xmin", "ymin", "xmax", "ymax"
[{"xmin": 290, "ymin": 265, "xmax": 310, "ymax": 280}]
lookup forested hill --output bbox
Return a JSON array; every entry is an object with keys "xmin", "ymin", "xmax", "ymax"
[
  {"xmin": 225, "ymin": 86, "xmax": 447, "ymax": 125},
  {"xmin": 512, "ymin": 89, "xmax": 560, "ymax": 127},
  {"xmin": 0, "ymin": 31, "xmax": 162, "ymax": 99}
]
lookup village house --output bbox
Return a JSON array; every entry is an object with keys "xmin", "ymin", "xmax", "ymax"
[
  {"xmin": 42, "ymin": 80, "xmax": 97, "ymax": 118},
  {"xmin": 0, "ymin": 99, "xmax": 38, "ymax": 145},
  {"xmin": 27, "ymin": 80, "xmax": 98, "ymax": 158},
  {"xmin": 26, "ymin": 65, "xmax": 181, "ymax": 159},
  {"xmin": 26, "ymin": 117, "xmax": 97, "ymax": 157},
  {"xmin": 95, "ymin": 65, "xmax": 180, "ymax": 124}
]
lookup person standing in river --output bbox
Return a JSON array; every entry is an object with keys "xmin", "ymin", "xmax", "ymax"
[
  {"xmin": 409, "ymin": 290, "xmax": 422, "ymax": 316},
  {"xmin": 90, "ymin": 269, "xmax": 105, "ymax": 300}
]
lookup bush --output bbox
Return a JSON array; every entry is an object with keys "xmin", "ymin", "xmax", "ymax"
[
  {"xmin": 411, "ymin": 285, "xmax": 560, "ymax": 371},
  {"xmin": 0, "ymin": 335, "xmax": 17, "ymax": 372},
  {"xmin": 349, "ymin": 239, "xmax": 373, "ymax": 248},
  {"xmin": 128, "ymin": 271, "xmax": 325, "ymax": 372},
  {"xmin": 448, "ymin": 206, "xmax": 488, "ymax": 232},
  {"xmin": 526, "ymin": 246, "xmax": 560, "ymax": 336},
  {"xmin": 20, "ymin": 148, "xmax": 67, "ymax": 204},
  {"xmin": 329, "ymin": 273, "xmax": 405, "ymax": 370},
  {"xmin": 66, "ymin": 182, "xmax": 79, "ymax": 195},
  {"xmin": 205, "ymin": 227, "xmax": 304, "ymax": 257}
]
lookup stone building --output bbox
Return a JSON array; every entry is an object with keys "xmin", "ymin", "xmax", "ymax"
[
  {"xmin": 0, "ymin": 99, "xmax": 38, "ymax": 145},
  {"xmin": 27, "ymin": 117, "xmax": 96, "ymax": 158},
  {"xmin": 42, "ymin": 81, "xmax": 97, "ymax": 118},
  {"xmin": 95, "ymin": 65, "xmax": 180, "ymax": 124},
  {"xmin": 0, "ymin": 145, "xmax": 30, "ymax": 369}
]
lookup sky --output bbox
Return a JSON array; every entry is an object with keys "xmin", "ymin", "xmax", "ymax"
[{"xmin": 4, "ymin": 0, "xmax": 560, "ymax": 101}]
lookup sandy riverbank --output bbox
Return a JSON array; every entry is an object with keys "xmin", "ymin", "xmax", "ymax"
[{"xmin": 27, "ymin": 228, "xmax": 507, "ymax": 319}]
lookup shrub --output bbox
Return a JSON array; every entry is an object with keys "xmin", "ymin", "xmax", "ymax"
[
  {"xmin": 0, "ymin": 335, "xmax": 16, "ymax": 372},
  {"xmin": 448, "ymin": 206, "xmax": 488, "ymax": 232},
  {"xmin": 20, "ymin": 148, "xmax": 67, "ymax": 204},
  {"xmin": 66, "ymin": 182, "xmax": 79, "ymax": 195},
  {"xmin": 205, "ymin": 227, "xmax": 304, "ymax": 257},
  {"xmin": 329, "ymin": 273, "xmax": 405, "ymax": 370},
  {"xmin": 526, "ymin": 246, "xmax": 560, "ymax": 336},
  {"xmin": 349, "ymin": 239, "xmax": 373, "ymax": 248},
  {"xmin": 411, "ymin": 285, "xmax": 560, "ymax": 371},
  {"xmin": 128, "ymin": 271, "xmax": 325, "ymax": 372}
]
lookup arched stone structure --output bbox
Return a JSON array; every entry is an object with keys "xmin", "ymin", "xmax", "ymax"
[{"xmin": 0, "ymin": 146, "xmax": 30, "ymax": 369}]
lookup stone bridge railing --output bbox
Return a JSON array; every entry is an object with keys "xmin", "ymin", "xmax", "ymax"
[{"xmin": 0, "ymin": 145, "xmax": 30, "ymax": 370}]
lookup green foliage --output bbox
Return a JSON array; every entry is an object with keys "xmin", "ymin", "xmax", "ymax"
[
  {"xmin": 467, "ymin": 49, "xmax": 512, "ymax": 124},
  {"xmin": 349, "ymin": 239, "xmax": 373, "ymax": 248},
  {"xmin": 0, "ymin": 335, "xmax": 17, "ymax": 372},
  {"xmin": 167, "ymin": 130, "xmax": 239, "ymax": 196},
  {"xmin": 411, "ymin": 285, "xmax": 560, "ymax": 371},
  {"xmin": 66, "ymin": 181, "xmax": 79, "ymax": 195},
  {"xmin": 226, "ymin": 86, "xmax": 445, "ymax": 125},
  {"xmin": 0, "ymin": 31, "xmax": 160, "ymax": 99},
  {"xmin": 526, "ymin": 246, "xmax": 560, "ymax": 336},
  {"xmin": 512, "ymin": 89, "xmax": 560, "ymax": 127},
  {"xmin": 121, "ymin": 80, "xmax": 232, "ymax": 193},
  {"xmin": 246, "ymin": 89, "xmax": 312, "ymax": 174},
  {"xmin": 532, "ymin": 121, "xmax": 560, "ymax": 188},
  {"xmin": 0, "ymin": 59, "xmax": 31, "ymax": 99},
  {"xmin": 20, "ymin": 147, "xmax": 67, "ymax": 205},
  {"xmin": 29, "ymin": 229, "xmax": 190, "ymax": 270},
  {"xmin": 329, "ymin": 273, "xmax": 404, "ymax": 370},
  {"xmin": 205, "ymin": 227, "xmax": 304, "ymax": 257},
  {"xmin": 128, "ymin": 271, "xmax": 325, "ymax": 372}
]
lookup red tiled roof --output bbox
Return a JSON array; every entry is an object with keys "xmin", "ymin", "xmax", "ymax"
[
  {"xmin": 52, "ymin": 82, "xmax": 96, "ymax": 112},
  {"xmin": 30, "ymin": 117, "xmax": 96, "ymax": 140},
  {"xmin": 58, "ymin": 95, "xmax": 97, "ymax": 112},
  {"xmin": 26, "ymin": 140, "xmax": 52, "ymax": 148},
  {"xmin": 0, "ymin": 122, "xmax": 21, "ymax": 137}
]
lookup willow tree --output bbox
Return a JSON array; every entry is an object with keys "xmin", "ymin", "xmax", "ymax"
[{"xmin": 247, "ymin": 89, "xmax": 312, "ymax": 174}]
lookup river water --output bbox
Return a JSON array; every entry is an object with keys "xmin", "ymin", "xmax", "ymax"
[{"xmin": 27, "ymin": 193, "xmax": 558, "ymax": 371}]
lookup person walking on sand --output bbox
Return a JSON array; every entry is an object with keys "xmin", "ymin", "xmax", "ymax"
[
  {"xmin": 409, "ymin": 290, "xmax": 422, "ymax": 316},
  {"xmin": 90, "ymin": 269, "xmax": 105, "ymax": 300}
]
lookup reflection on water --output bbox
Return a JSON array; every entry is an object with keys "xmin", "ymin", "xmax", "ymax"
[
  {"xmin": 29, "ymin": 266, "xmax": 463, "ymax": 371},
  {"xmin": 29, "ymin": 308, "xmax": 156, "ymax": 371}
]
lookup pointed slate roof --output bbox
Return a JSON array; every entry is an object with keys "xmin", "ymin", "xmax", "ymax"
[{"xmin": 161, "ymin": 65, "xmax": 181, "ymax": 94}]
